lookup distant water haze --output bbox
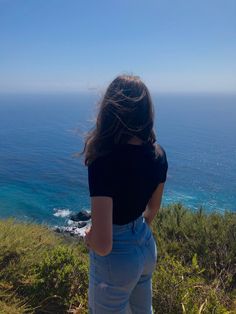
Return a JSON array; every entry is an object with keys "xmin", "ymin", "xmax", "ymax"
[{"xmin": 0, "ymin": 92, "xmax": 235, "ymax": 227}]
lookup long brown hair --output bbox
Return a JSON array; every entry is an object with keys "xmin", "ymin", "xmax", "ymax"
[{"xmin": 80, "ymin": 75, "xmax": 157, "ymax": 166}]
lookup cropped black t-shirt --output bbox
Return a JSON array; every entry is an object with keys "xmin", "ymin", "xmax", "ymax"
[{"xmin": 88, "ymin": 143, "xmax": 168, "ymax": 225}]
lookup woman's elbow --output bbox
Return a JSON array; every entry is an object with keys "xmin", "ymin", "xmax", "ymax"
[{"xmin": 96, "ymin": 242, "xmax": 112, "ymax": 256}]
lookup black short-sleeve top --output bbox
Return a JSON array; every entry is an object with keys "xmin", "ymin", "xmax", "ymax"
[{"xmin": 88, "ymin": 143, "xmax": 168, "ymax": 225}]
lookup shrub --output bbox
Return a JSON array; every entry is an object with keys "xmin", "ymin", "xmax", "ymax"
[
  {"xmin": 0, "ymin": 289, "xmax": 32, "ymax": 314},
  {"xmin": 0, "ymin": 217, "xmax": 63, "ymax": 287},
  {"xmin": 32, "ymin": 245, "xmax": 88, "ymax": 313},
  {"xmin": 152, "ymin": 255, "xmax": 231, "ymax": 314},
  {"xmin": 152, "ymin": 204, "xmax": 236, "ymax": 291}
]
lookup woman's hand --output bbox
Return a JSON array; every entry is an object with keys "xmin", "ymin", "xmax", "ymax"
[{"xmin": 143, "ymin": 183, "xmax": 165, "ymax": 226}]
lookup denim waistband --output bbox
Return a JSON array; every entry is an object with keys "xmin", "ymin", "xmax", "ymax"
[{"xmin": 112, "ymin": 215, "xmax": 145, "ymax": 234}]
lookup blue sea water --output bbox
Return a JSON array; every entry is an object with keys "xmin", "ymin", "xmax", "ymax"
[{"xmin": 0, "ymin": 92, "xmax": 235, "ymax": 227}]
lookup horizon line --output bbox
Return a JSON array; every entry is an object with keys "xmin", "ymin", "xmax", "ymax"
[{"xmin": 0, "ymin": 89, "xmax": 236, "ymax": 96}]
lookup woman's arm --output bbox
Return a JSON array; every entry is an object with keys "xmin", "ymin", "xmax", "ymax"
[
  {"xmin": 85, "ymin": 196, "xmax": 113, "ymax": 256},
  {"xmin": 142, "ymin": 183, "xmax": 165, "ymax": 226}
]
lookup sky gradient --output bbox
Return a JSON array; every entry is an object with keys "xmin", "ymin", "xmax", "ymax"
[{"xmin": 0, "ymin": 0, "xmax": 235, "ymax": 93}]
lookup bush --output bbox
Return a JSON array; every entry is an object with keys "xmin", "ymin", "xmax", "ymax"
[
  {"xmin": 0, "ymin": 288, "xmax": 32, "ymax": 314},
  {"xmin": 0, "ymin": 217, "xmax": 63, "ymax": 287},
  {"xmin": 152, "ymin": 204, "xmax": 236, "ymax": 291},
  {"xmin": 0, "ymin": 218, "xmax": 89, "ymax": 313},
  {"xmin": 153, "ymin": 255, "xmax": 230, "ymax": 314},
  {"xmin": 32, "ymin": 245, "xmax": 88, "ymax": 313}
]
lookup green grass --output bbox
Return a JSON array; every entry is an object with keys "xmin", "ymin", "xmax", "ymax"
[{"xmin": 0, "ymin": 204, "xmax": 235, "ymax": 313}]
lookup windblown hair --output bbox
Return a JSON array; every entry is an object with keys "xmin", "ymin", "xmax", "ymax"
[{"xmin": 81, "ymin": 75, "xmax": 157, "ymax": 166}]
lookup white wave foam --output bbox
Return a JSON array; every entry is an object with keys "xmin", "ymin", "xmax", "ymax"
[
  {"xmin": 53, "ymin": 221, "xmax": 91, "ymax": 238},
  {"xmin": 53, "ymin": 208, "xmax": 71, "ymax": 218}
]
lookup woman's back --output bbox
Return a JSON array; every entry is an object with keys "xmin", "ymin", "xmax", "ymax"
[{"xmin": 88, "ymin": 143, "xmax": 168, "ymax": 225}]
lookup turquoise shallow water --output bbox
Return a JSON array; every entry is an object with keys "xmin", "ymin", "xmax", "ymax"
[{"xmin": 0, "ymin": 92, "xmax": 235, "ymax": 227}]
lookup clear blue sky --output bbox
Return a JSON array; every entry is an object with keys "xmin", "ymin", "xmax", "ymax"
[{"xmin": 0, "ymin": 0, "xmax": 235, "ymax": 93}]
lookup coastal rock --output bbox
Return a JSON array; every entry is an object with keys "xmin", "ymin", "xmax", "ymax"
[
  {"xmin": 69, "ymin": 210, "xmax": 91, "ymax": 222},
  {"xmin": 52, "ymin": 222, "xmax": 90, "ymax": 238},
  {"xmin": 73, "ymin": 221, "xmax": 87, "ymax": 228},
  {"xmin": 52, "ymin": 210, "xmax": 91, "ymax": 238}
]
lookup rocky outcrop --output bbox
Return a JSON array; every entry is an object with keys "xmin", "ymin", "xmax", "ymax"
[
  {"xmin": 69, "ymin": 211, "xmax": 91, "ymax": 222},
  {"xmin": 53, "ymin": 210, "xmax": 91, "ymax": 239}
]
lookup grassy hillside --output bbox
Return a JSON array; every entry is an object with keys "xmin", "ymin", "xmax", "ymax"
[{"xmin": 0, "ymin": 204, "xmax": 235, "ymax": 313}]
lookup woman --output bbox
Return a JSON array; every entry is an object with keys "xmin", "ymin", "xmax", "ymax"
[{"xmin": 81, "ymin": 75, "xmax": 168, "ymax": 313}]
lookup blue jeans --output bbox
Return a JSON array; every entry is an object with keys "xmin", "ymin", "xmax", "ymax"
[{"xmin": 88, "ymin": 215, "xmax": 157, "ymax": 313}]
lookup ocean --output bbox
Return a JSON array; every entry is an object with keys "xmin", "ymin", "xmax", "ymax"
[{"xmin": 0, "ymin": 92, "xmax": 235, "ymax": 227}]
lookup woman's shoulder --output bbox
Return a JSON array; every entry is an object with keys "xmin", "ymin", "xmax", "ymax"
[
  {"xmin": 154, "ymin": 143, "xmax": 167, "ymax": 159},
  {"xmin": 146, "ymin": 143, "xmax": 168, "ymax": 174},
  {"xmin": 87, "ymin": 143, "xmax": 167, "ymax": 168},
  {"xmin": 87, "ymin": 151, "xmax": 113, "ymax": 169},
  {"xmin": 151, "ymin": 143, "xmax": 168, "ymax": 182},
  {"xmin": 143, "ymin": 142, "xmax": 167, "ymax": 160}
]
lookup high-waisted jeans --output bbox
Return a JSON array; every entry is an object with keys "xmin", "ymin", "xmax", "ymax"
[{"xmin": 88, "ymin": 215, "xmax": 157, "ymax": 313}]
